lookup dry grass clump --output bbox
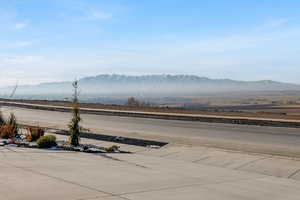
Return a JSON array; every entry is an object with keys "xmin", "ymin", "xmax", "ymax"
[
  {"xmin": 126, "ymin": 97, "xmax": 151, "ymax": 108},
  {"xmin": 0, "ymin": 125, "xmax": 17, "ymax": 139},
  {"xmin": 6, "ymin": 113, "xmax": 18, "ymax": 133},
  {"xmin": 0, "ymin": 113, "xmax": 18, "ymax": 139},
  {"xmin": 105, "ymin": 145, "xmax": 120, "ymax": 152},
  {"xmin": 26, "ymin": 127, "xmax": 45, "ymax": 142},
  {"xmin": 0, "ymin": 111, "xmax": 5, "ymax": 126}
]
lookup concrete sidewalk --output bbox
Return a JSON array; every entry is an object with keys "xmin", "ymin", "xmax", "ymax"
[
  {"xmin": 53, "ymin": 132, "xmax": 300, "ymax": 181},
  {"xmin": 1, "ymin": 145, "xmax": 300, "ymax": 200}
]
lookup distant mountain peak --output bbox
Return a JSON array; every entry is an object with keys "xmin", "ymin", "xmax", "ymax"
[{"xmin": 1, "ymin": 74, "xmax": 299, "ymax": 98}]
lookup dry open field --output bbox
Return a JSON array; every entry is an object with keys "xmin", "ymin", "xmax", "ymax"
[{"xmin": 3, "ymin": 93, "xmax": 300, "ymax": 121}]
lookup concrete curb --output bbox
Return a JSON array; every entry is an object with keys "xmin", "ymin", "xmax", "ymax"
[{"xmin": 19, "ymin": 124, "xmax": 168, "ymax": 147}]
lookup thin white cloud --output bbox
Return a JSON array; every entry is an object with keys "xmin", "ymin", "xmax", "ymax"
[
  {"xmin": 85, "ymin": 9, "xmax": 112, "ymax": 21},
  {"xmin": 0, "ymin": 69, "xmax": 56, "ymax": 87},
  {"xmin": 14, "ymin": 41, "xmax": 33, "ymax": 47},
  {"xmin": 266, "ymin": 18, "xmax": 289, "ymax": 28},
  {"xmin": 73, "ymin": 1, "xmax": 114, "ymax": 21},
  {"xmin": 63, "ymin": 7, "xmax": 112, "ymax": 22},
  {"xmin": 1, "ymin": 41, "xmax": 34, "ymax": 49},
  {"xmin": 255, "ymin": 18, "xmax": 289, "ymax": 32},
  {"xmin": 58, "ymin": 2, "xmax": 113, "ymax": 22},
  {"xmin": 14, "ymin": 22, "xmax": 28, "ymax": 30},
  {"xmin": 0, "ymin": 56, "xmax": 43, "ymax": 65}
]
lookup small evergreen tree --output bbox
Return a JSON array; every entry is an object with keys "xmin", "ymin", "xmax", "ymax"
[{"xmin": 68, "ymin": 80, "xmax": 82, "ymax": 146}]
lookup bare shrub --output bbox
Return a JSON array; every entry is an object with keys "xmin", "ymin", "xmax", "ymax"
[
  {"xmin": 0, "ymin": 125, "xmax": 17, "ymax": 139},
  {"xmin": 0, "ymin": 111, "xmax": 4, "ymax": 126},
  {"xmin": 126, "ymin": 97, "xmax": 152, "ymax": 107},
  {"xmin": 105, "ymin": 145, "xmax": 120, "ymax": 152},
  {"xmin": 6, "ymin": 113, "xmax": 18, "ymax": 133},
  {"xmin": 126, "ymin": 97, "xmax": 140, "ymax": 107},
  {"xmin": 26, "ymin": 127, "xmax": 45, "ymax": 142},
  {"xmin": 0, "ymin": 113, "xmax": 18, "ymax": 139}
]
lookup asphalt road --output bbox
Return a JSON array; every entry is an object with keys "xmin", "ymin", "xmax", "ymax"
[{"xmin": 2, "ymin": 106, "xmax": 300, "ymax": 156}]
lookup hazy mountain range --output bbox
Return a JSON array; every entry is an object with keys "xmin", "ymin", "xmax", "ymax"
[{"xmin": 1, "ymin": 74, "xmax": 300, "ymax": 101}]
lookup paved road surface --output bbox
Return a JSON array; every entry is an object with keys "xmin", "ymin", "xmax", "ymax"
[{"xmin": 2, "ymin": 106, "xmax": 300, "ymax": 157}]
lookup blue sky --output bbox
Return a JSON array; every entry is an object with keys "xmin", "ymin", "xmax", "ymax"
[{"xmin": 0, "ymin": 0, "xmax": 300, "ymax": 86}]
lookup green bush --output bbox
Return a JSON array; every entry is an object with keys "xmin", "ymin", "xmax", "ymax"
[{"xmin": 37, "ymin": 135, "xmax": 57, "ymax": 148}]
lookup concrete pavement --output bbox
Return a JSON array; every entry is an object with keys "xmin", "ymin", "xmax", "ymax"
[
  {"xmin": 53, "ymin": 132, "xmax": 300, "ymax": 181},
  {"xmin": 1, "ymin": 144, "xmax": 300, "ymax": 200}
]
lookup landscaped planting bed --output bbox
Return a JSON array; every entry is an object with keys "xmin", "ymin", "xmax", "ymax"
[{"xmin": 0, "ymin": 127, "xmax": 127, "ymax": 154}]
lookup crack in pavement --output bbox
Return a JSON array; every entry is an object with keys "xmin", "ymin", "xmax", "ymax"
[
  {"xmin": 0, "ymin": 149, "xmax": 131, "ymax": 200},
  {"xmin": 159, "ymin": 151, "xmax": 180, "ymax": 158},
  {"xmin": 115, "ymin": 176, "xmax": 266, "ymax": 197},
  {"xmin": 288, "ymin": 168, "xmax": 300, "ymax": 179},
  {"xmin": 192, "ymin": 156, "xmax": 211, "ymax": 163},
  {"xmin": 98, "ymin": 153, "xmax": 149, "ymax": 169},
  {"xmin": 75, "ymin": 195, "xmax": 133, "ymax": 200},
  {"xmin": 2, "ymin": 161, "xmax": 131, "ymax": 200},
  {"xmin": 233, "ymin": 157, "xmax": 272, "ymax": 170}
]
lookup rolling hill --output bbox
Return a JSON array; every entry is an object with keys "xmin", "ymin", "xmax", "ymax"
[{"xmin": 1, "ymin": 74, "xmax": 300, "ymax": 102}]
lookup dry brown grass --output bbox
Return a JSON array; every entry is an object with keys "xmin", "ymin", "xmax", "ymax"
[
  {"xmin": 3, "ymin": 93, "xmax": 300, "ymax": 121},
  {"xmin": 26, "ymin": 127, "xmax": 45, "ymax": 142},
  {"xmin": 105, "ymin": 145, "xmax": 120, "ymax": 152},
  {"xmin": 0, "ymin": 125, "xmax": 17, "ymax": 139}
]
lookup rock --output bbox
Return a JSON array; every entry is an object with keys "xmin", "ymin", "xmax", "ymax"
[
  {"xmin": 47, "ymin": 147, "xmax": 61, "ymax": 151},
  {"xmin": 7, "ymin": 144, "xmax": 18, "ymax": 147},
  {"xmin": 147, "ymin": 145, "xmax": 161, "ymax": 149},
  {"xmin": 18, "ymin": 141, "xmax": 30, "ymax": 147},
  {"xmin": 0, "ymin": 139, "xmax": 8, "ymax": 145},
  {"xmin": 29, "ymin": 142, "xmax": 38, "ymax": 148},
  {"xmin": 83, "ymin": 145, "xmax": 89, "ymax": 151},
  {"xmin": 19, "ymin": 135, "xmax": 27, "ymax": 140},
  {"xmin": 57, "ymin": 143, "xmax": 65, "ymax": 148},
  {"xmin": 57, "ymin": 141, "xmax": 68, "ymax": 148},
  {"xmin": 84, "ymin": 147, "xmax": 104, "ymax": 153},
  {"xmin": 73, "ymin": 146, "xmax": 83, "ymax": 152}
]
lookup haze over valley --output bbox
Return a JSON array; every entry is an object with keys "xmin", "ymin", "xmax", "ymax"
[{"xmin": 1, "ymin": 74, "xmax": 300, "ymax": 107}]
